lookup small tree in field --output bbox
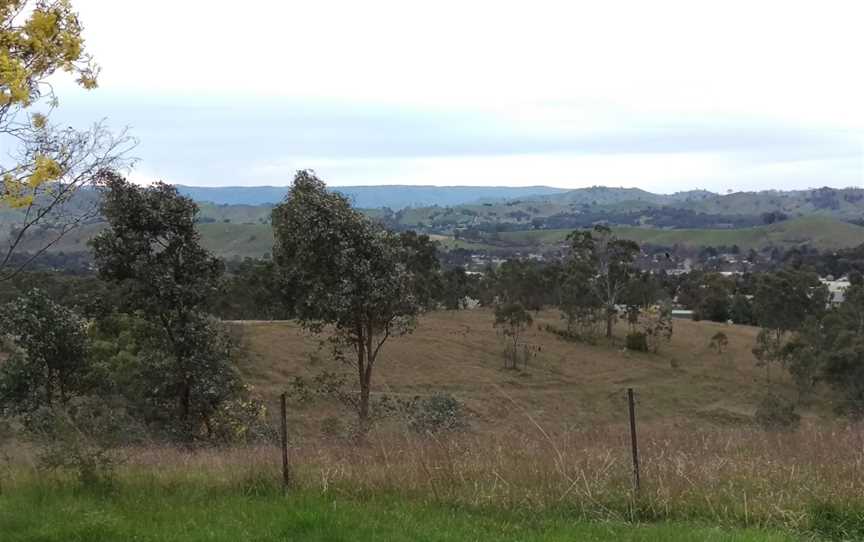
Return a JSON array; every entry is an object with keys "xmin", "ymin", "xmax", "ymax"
[
  {"xmin": 271, "ymin": 171, "xmax": 426, "ymax": 430},
  {"xmin": 564, "ymin": 225, "xmax": 639, "ymax": 339},
  {"xmin": 710, "ymin": 331, "xmax": 729, "ymax": 354},
  {"xmin": 493, "ymin": 302, "xmax": 533, "ymax": 369}
]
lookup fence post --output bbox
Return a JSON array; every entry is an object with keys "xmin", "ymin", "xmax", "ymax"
[
  {"xmin": 627, "ymin": 387, "xmax": 641, "ymax": 493},
  {"xmin": 280, "ymin": 392, "xmax": 291, "ymax": 490}
]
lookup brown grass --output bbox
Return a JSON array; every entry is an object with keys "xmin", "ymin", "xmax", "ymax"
[
  {"xmin": 7, "ymin": 422, "xmax": 861, "ymax": 530},
  {"xmin": 233, "ymin": 309, "xmax": 827, "ymax": 437}
]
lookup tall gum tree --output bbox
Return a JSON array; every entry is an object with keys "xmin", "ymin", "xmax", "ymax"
[
  {"xmin": 564, "ymin": 225, "xmax": 639, "ymax": 339},
  {"xmin": 272, "ymin": 171, "xmax": 424, "ymax": 428}
]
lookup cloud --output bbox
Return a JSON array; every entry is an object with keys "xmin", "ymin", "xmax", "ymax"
[{"xmin": 33, "ymin": 0, "xmax": 864, "ymax": 190}]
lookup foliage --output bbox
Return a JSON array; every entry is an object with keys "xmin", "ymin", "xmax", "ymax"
[
  {"xmin": 752, "ymin": 270, "xmax": 827, "ymax": 382},
  {"xmin": 0, "ymin": 1, "xmax": 133, "ymax": 279},
  {"xmin": 559, "ymin": 256, "xmax": 604, "ymax": 342},
  {"xmin": 404, "ymin": 393, "xmax": 467, "ymax": 435},
  {"xmin": 0, "ymin": 288, "xmax": 91, "ymax": 414},
  {"xmin": 493, "ymin": 302, "xmax": 533, "ymax": 369},
  {"xmin": 439, "ymin": 266, "xmax": 478, "ymax": 310},
  {"xmin": 214, "ymin": 258, "xmax": 292, "ymax": 320},
  {"xmin": 285, "ymin": 369, "xmax": 401, "ymax": 425},
  {"xmin": 399, "ymin": 230, "xmax": 441, "ymax": 310},
  {"xmin": 754, "ymin": 394, "xmax": 800, "ymax": 431},
  {"xmin": 91, "ymin": 172, "xmax": 245, "ymax": 439},
  {"xmin": 564, "ymin": 225, "xmax": 639, "ymax": 338},
  {"xmin": 641, "ymin": 301, "xmax": 673, "ymax": 353},
  {"xmin": 709, "ymin": 331, "xmax": 729, "ymax": 354},
  {"xmin": 27, "ymin": 396, "xmax": 135, "ymax": 487},
  {"xmin": 625, "ymin": 331, "xmax": 649, "ymax": 352},
  {"xmin": 812, "ymin": 283, "xmax": 864, "ymax": 416},
  {"xmin": 753, "ymin": 270, "xmax": 828, "ymax": 332},
  {"xmin": 272, "ymin": 171, "xmax": 426, "ymax": 427}
]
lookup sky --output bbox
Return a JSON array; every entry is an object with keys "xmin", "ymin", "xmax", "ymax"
[{"xmin": 47, "ymin": 0, "xmax": 864, "ymax": 192}]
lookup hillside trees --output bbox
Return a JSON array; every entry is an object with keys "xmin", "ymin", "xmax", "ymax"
[
  {"xmin": 811, "ymin": 278, "xmax": 864, "ymax": 414},
  {"xmin": 0, "ymin": 288, "xmax": 91, "ymax": 415},
  {"xmin": 272, "ymin": 171, "xmax": 428, "ymax": 429},
  {"xmin": 564, "ymin": 225, "xmax": 640, "ymax": 338},
  {"xmin": 399, "ymin": 230, "xmax": 441, "ymax": 310},
  {"xmin": 0, "ymin": 0, "xmax": 133, "ymax": 280},
  {"xmin": 751, "ymin": 270, "xmax": 828, "ymax": 382},
  {"xmin": 493, "ymin": 302, "xmax": 533, "ymax": 369},
  {"xmin": 90, "ymin": 172, "xmax": 244, "ymax": 438}
]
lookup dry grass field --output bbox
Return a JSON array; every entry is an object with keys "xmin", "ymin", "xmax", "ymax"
[
  {"xmin": 233, "ymin": 308, "xmax": 818, "ymax": 437},
  {"xmin": 5, "ymin": 310, "xmax": 863, "ymax": 539}
]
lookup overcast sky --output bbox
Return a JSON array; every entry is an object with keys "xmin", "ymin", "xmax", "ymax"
[{"xmin": 49, "ymin": 0, "xmax": 864, "ymax": 192}]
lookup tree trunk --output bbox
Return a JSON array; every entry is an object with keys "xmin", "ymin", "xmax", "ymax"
[
  {"xmin": 606, "ymin": 307, "xmax": 614, "ymax": 339},
  {"xmin": 358, "ymin": 375, "xmax": 371, "ymax": 428},
  {"xmin": 180, "ymin": 378, "xmax": 191, "ymax": 421},
  {"xmin": 356, "ymin": 326, "xmax": 370, "ymax": 431}
]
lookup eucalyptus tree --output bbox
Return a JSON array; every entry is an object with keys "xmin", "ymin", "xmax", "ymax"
[
  {"xmin": 0, "ymin": 288, "xmax": 90, "ymax": 415},
  {"xmin": 564, "ymin": 225, "xmax": 640, "ymax": 339},
  {"xmin": 90, "ymin": 172, "xmax": 240, "ymax": 437},
  {"xmin": 751, "ymin": 270, "xmax": 828, "ymax": 382},
  {"xmin": 272, "ymin": 171, "xmax": 425, "ymax": 428}
]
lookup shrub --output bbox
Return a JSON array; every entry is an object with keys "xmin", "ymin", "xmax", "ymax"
[
  {"xmin": 626, "ymin": 332, "xmax": 649, "ymax": 352},
  {"xmin": 709, "ymin": 331, "xmax": 729, "ymax": 354},
  {"xmin": 320, "ymin": 416, "xmax": 348, "ymax": 440},
  {"xmin": 545, "ymin": 323, "xmax": 597, "ymax": 345},
  {"xmin": 754, "ymin": 393, "xmax": 800, "ymax": 431},
  {"xmin": 27, "ymin": 397, "xmax": 135, "ymax": 487},
  {"xmin": 405, "ymin": 393, "xmax": 467, "ymax": 435}
]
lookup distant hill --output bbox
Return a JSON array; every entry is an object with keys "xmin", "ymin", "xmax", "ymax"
[
  {"xmin": 175, "ymin": 185, "xmax": 570, "ymax": 209},
  {"xmin": 493, "ymin": 216, "xmax": 864, "ymax": 251},
  {"xmin": 3, "ymin": 185, "xmax": 862, "ymax": 263}
]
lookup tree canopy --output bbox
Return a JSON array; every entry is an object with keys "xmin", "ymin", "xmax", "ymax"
[
  {"xmin": 272, "ymin": 170, "xmax": 426, "ymax": 426},
  {"xmin": 0, "ymin": 0, "xmax": 132, "ymax": 280}
]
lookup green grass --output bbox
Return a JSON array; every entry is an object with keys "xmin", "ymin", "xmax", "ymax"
[
  {"xmin": 0, "ymin": 480, "xmax": 805, "ymax": 542},
  {"xmin": 492, "ymin": 217, "xmax": 864, "ymax": 251}
]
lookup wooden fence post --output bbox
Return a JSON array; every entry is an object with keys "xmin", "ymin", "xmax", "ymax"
[
  {"xmin": 280, "ymin": 392, "xmax": 291, "ymax": 490},
  {"xmin": 627, "ymin": 387, "xmax": 641, "ymax": 493}
]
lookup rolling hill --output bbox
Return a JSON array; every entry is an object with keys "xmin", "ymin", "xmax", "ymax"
[
  {"xmin": 3, "ymin": 216, "xmax": 861, "ymax": 262},
  {"xmin": 234, "ymin": 309, "xmax": 826, "ymax": 436},
  {"xmin": 494, "ymin": 216, "xmax": 864, "ymax": 251},
  {"xmin": 176, "ymin": 185, "xmax": 570, "ymax": 209}
]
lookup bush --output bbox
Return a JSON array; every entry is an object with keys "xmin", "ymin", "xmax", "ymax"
[
  {"xmin": 320, "ymin": 416, "xmax": 348, "ymax": 440},
  {"xmin": 626, "ymin": 332, "xmax": 649, "ymax": 352},
  {"xmin": 405, "ymin": 394, "xmax": 467, "ymax": 435},
  {"xmin": 545, "ymin": 324, "xmax": 598, "ymax": 345},
  {"xmin": 754, "ymin": 393, "xmax": 800, "ymax": 431},
  {"xmin": 27, "ymin": 397, "xmax": 135, "ymax": 487}
]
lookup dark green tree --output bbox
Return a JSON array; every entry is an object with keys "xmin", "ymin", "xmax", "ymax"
[
  {"xmin": 399, "ymin": 231, "xmax": 442, "ymax": 310},
  {"xmin": 564, "ymin": 225, "xmax": 640, "ymax": 339},
  {"xmin": 815, "ymin": 281, "xmax": 864, "ymax": 415},
  {"xmin": 751, "ymin": 270, "xmax": 828, "ymax": 382},
  {"xmin": 271, "ymin": 171, "xmax": 425, "ymax": 428},
  {"xmin": 0, "ymin": 289, "xmax": 91, "ymax": 414},
  {"xmin": 90, "ymin": 172, "xmax": 241, "ymax": 436}
]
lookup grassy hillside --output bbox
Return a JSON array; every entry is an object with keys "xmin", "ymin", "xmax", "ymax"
[
  {"xmin": 493, "ymin": 216, "xmax": 864, "ymax": 251},
  {"xmin": 234, "ymin": 309, "xmax": 819, "ymax": 435},
  {"xmin": 3, "ymin": 215, "xmax": 860, "ymax": 262}
]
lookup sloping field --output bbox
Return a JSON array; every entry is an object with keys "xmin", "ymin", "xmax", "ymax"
[
  {"xmin": 234, "ymin": 309, "xmax": 820, "ymax": 436},
  {"xmin": 496, "ymin": 216, "xmax": 864, "ymax": 250}
]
